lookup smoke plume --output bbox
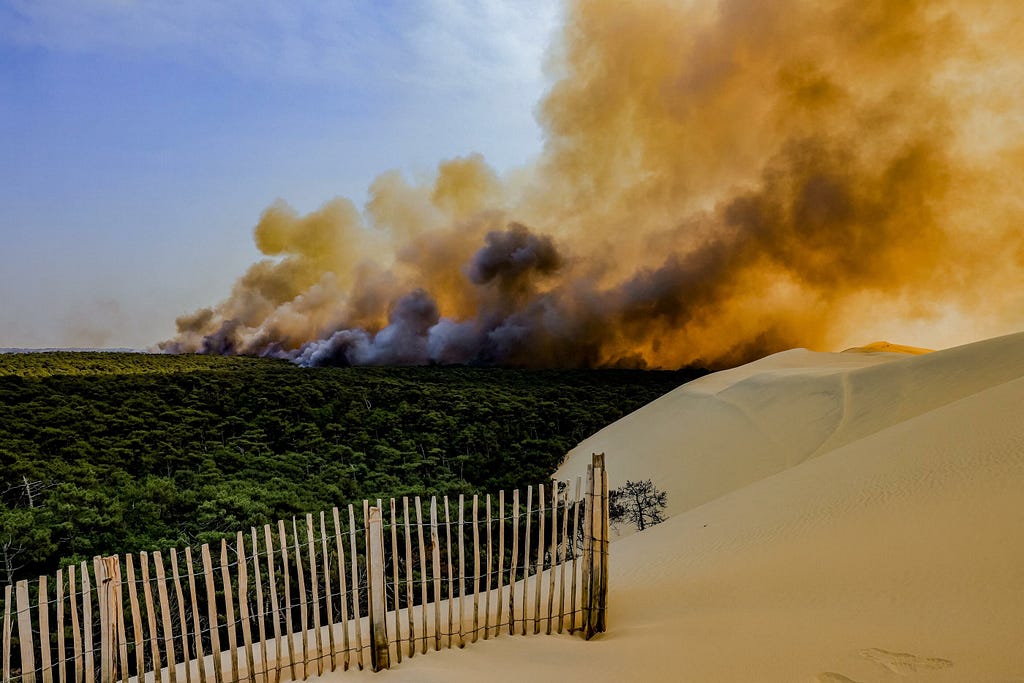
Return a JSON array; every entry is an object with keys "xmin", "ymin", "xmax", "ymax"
[{"xmin": 162, "ymin": 0, "xmax": 1024, "ymax": 368}]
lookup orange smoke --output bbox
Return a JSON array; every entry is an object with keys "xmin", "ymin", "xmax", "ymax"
[{"xmin": 162, "ymin": 0, "xmax": 1024, "ymax": 368}]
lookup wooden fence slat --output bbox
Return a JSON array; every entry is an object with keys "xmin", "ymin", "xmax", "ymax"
[
  {"xmin": 124, "ymin": 557, "xmax": 144, "ymax": 683},
  {"xmin": 495, "ymin": 490, "xmax": 505, "ymax": 637},
  {"xmin": 569, "ymin": 477, "xmax": 581, "ymax": 635},
  {"xmin": 583, "ymin": 453, "xmax": 609, "ymax": 638},
  {"xmin": 317, "ymin": 512, "xmax": 336, "ymax": 673},
  {"xmin": 139, "ymin": 554, "xmax": 161, "ymax": 683},
  {"xmin": 218, "ymin": 540, "xmax": 238, "ymax": 683},
  {"xmin": 401, "ymin": 497, "xmax": 415, "ymax": 659},
  {"xmin": 330, "ymin": 509, "xmax": 350, "ymax": 672},
  {"xmin": 443, "ymin": 496, "xmax": 454, "ymax": 650},
  {"xmin": 250, "ymin": 529, "xmax": 270, "ymax": 683},
  {"xmin": 597, "ymin": 454, "xmax": 609, "ymax": 634},
  {"xmin": 413, "ymin": 497, "xmax": 430, "ymax": 655},
  {"xmin": 388, "ymin": 499, "xmax": 401, "ymax": 664},
  {"xmin": 276, "ymin": 520, "xmax": 296, "ymax": 682},
  {"xmin": 483, "ymin": 494, "xmax": 492, "ymax": 641},
  {"xmin": 16, "ymin": 580, "xmax": 36, "ymax": 683},
  {"xmin": 93, "ymin": 557, "xmax": 106, "ymax": 683},
  {"xmin": 347, "ymin": 505, "xmax": 364, "ymax": 671},
  {"xmin": 236, "ymin": 532, "xmax": 256, "ymax": 683},
  {"xmin": 200, "ymin": 545, "xmax": 223, "ymax": 683},
  {"xmin": 81, "ymin": 562, "xmax": 94, "ymax": 683},
  {"xmin": 92, "ymin": 561, "xmax": 112, "ymax": 683},
  {"xmin": 39, "ymin": 575, "xmax": 51, "ymax": 683},
  {"xmin": 588, "ymin": 457, "xmax": 600, "ymax": 638},
  {"xmin": 427, "ymin": 497, "xmax": 440, "ymax": 653},
  {"xmin": 183, "ymin": 548, "xmax": 207, "ymax": 683},
  {"xmin": 507, "ymin": 489, "xmax": 518, "ymax": 636},
  {"xmin": 360, "ymin": 506, "xmax": 374, "ymax": 668},
  {"xmin": 471, "ymin": 494, "xmax": 480, "ymax": 644},
  {"xmin": 521, "ymin": 485, "xmax": 532, "ymax": 636},
  {"xmin": 586, "ymin": 455, "xmax": 603, "ymax": 639},
  {"xmin": 547, "ymin": 483, "xmax": 558, "ymax": 635},
  {"xmin": 113, "ymin": 558, "xmax": 128, "ymax": 683},
  {"xmin": 581, "ymin": 463, "xmax": 595, "ymax": 636},
  {"xmin": 534, "ymin": 484, "xmax": 545, "ymax": 635},
  {"xmin": 153, "ymin": 552, "xmax": 177, "ymax": 683},
  {"xmin": 93, "ymin": 557, "xmax": 108, "ymax": 683},
  {"xmin": 590, "ymin": 461, "xmax": 600, "ymax": 637},
  {"xmin": 304, "ymin": 515, "xmax": 322, "ymax": 678},
  {"xmin": 558, "ymin": 486, "xmax": 570, "ymax": 634},
  {"xmin": 365, "ymin": 507, "xmax": 389, "ymax": 672},
  {"xmin": 376, "ymin": 496, "xmax": 385, "ymax": 645},
  {"xmin": 456, "ymin": 494, "xmax": 465, "ymax": 648},
  {"xmin": 105, "ymin": 557, "xmax": 126, "ymax": 683},
  {"xmin": 169, "ymin": 551, "xmax": 191, "ymax": 683},
  {"xmin": 69, "ymin": 565, "xmax": 82, "ymax": 683},
  {"xmin": 2, "ymin": 584, "xmax": 11, "ymax": 683},
  {"xmin": 263, "ymin": 525, "xmax": 283, "ymax": 683},
  {"xmin": 56, "ymin": 569, "xmax": 66, "ymax": 683},
  {"xmin": 69, "ymin": 564, "xmax": 84, "ymax": 683},
  {"xmin": 290, "ymin": 519, "xmax": 308, "ymax": 681}
]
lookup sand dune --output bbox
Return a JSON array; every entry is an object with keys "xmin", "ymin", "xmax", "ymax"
[
  {"xmin": 342, "ymin": 330, "xmax": 1024, "ymax": 681},
  {"xmin": 841, "ymin": 341, "xmax": 933, "ymax": 355},
  {"xmin": 561, "ymin": 330, "xmax": 1024, "ymax": 521}
]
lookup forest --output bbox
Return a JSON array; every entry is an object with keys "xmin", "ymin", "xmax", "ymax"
[{"xmin": 0, "ymin": 352, "xmax": 703, "ymax": 583}]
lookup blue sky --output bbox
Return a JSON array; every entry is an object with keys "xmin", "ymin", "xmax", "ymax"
[{"xmin": 0, "ymin": 0, "xmax": 560, "ymax": 348}]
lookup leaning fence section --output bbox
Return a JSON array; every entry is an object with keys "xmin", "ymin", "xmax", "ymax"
[{"xmin": 1, "ymin": 454, "xmax": 609, "ymax": 681}]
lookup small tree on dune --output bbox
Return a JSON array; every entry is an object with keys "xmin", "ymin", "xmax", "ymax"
[{"xmin": 609, "ymin": 479, "xmax": 668, "ymax": 531}]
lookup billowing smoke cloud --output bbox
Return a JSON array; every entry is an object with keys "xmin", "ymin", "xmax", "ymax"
[{"xmin": 162, "ymin": 0, "xmax": 1024, "ymax": 368}]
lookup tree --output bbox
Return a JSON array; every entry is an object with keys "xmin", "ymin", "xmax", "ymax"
[
  {"xmin": 0, "ymin": 506, "xmax": 56, "ymax": 584},
  {"xmin": 609, "ymin": 479, "xmax": 667, "ymax": 531}
]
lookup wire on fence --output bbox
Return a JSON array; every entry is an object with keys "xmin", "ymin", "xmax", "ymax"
[{"xmin": 1, "ymin": 456, "xmax": 609, "ymax": 681}]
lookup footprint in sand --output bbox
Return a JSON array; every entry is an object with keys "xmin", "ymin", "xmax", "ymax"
[
  {"xmin": 816, "ymin": 673, "xmax": 862, "ymax": 683},
  {"xmin": 859, "ymin": 648, "xmax": 953, "ymax": 675}
]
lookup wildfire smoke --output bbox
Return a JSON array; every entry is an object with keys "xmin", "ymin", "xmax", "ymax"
[{"xmin": 163, "ymin": 0, "xmax": 1024, "ymax": 368}]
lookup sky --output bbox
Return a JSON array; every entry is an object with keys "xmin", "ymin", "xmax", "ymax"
[
  {"xmin": 0, "ymin": 0, "xmax": 561, "ymax": 349},
  {"xmin": 3, "ymin": 1, "xmax": 1021, "ymax": 363}
]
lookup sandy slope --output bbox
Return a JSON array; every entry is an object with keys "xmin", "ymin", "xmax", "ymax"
[
  {"xmin": 560, "ymin": 330, "xmax": 1024, "ymax": 522},
  {"xmin": 341, "ymin": 331, "xmax": 1024, "ymax": 682}
]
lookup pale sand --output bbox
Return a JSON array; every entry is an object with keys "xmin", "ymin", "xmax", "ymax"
[{"xmin": 339, "ymin": 330, "xmax": 1024, "ymax": 682}]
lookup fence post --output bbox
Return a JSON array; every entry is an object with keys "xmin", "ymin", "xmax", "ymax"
[
  {"xmin": 99, "ymin": 556, "xmax": 122, "ymax": 683},
  {"xmin": 581, "ymin": 462, "xmax": 594, "ymax": 636},
  {"xmin": 584, "ymin": 452, "xmax": 608, "ymax": 640},
  {"xmin": 594, "ymin": 453, "xmax": 608, "ymax": 635},
  {"xmin": 365, "ymin": 506, "xmax": 390, "ymax": 671}
]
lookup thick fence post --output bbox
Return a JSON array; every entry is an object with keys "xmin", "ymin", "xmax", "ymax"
[
  {"xmin": 594, "ymin": 453, "xmax": 608, "ymax": 635},
  {"xmin": 584, "ymin": 452, "xmax": 609, "ymax": 640},
  {"xmin": 581, "ymin": 463, "xmax": 594, "ymax": 635},
  {"xmin": 99, "ymin": 556, "xmax": 122, "ymax": 683},
  {"xmin": 365, "ymin": 506, "xmax": 390, "ymax": 671}
]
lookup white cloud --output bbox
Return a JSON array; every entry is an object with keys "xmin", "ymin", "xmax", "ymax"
[{"xmin": 404, "ymin": 0, "xmax": 562, "ymax": 93}]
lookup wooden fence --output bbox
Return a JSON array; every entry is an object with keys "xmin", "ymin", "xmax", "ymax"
[{"xmin": 1, "ymin": 454, "xmax": 609, "ymax": 681}]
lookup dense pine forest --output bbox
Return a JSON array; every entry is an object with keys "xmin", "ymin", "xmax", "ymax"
[{"xmin": 0, "ymin": 352, "xmax": 704, "ymax": 583}]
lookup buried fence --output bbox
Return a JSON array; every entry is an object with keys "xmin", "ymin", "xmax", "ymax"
[{"xmin": 2, "ymin": 454, "xmax": 609, "ymax": 682}]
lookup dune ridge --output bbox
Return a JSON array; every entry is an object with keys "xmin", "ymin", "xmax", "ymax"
[
  {"xmin": 842, "ymin": 341, "xmax": 933, "ymax": 355},
  {"xmin": 560, "ymin": 330, "xmax": 1024, "ymax": 518}
]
